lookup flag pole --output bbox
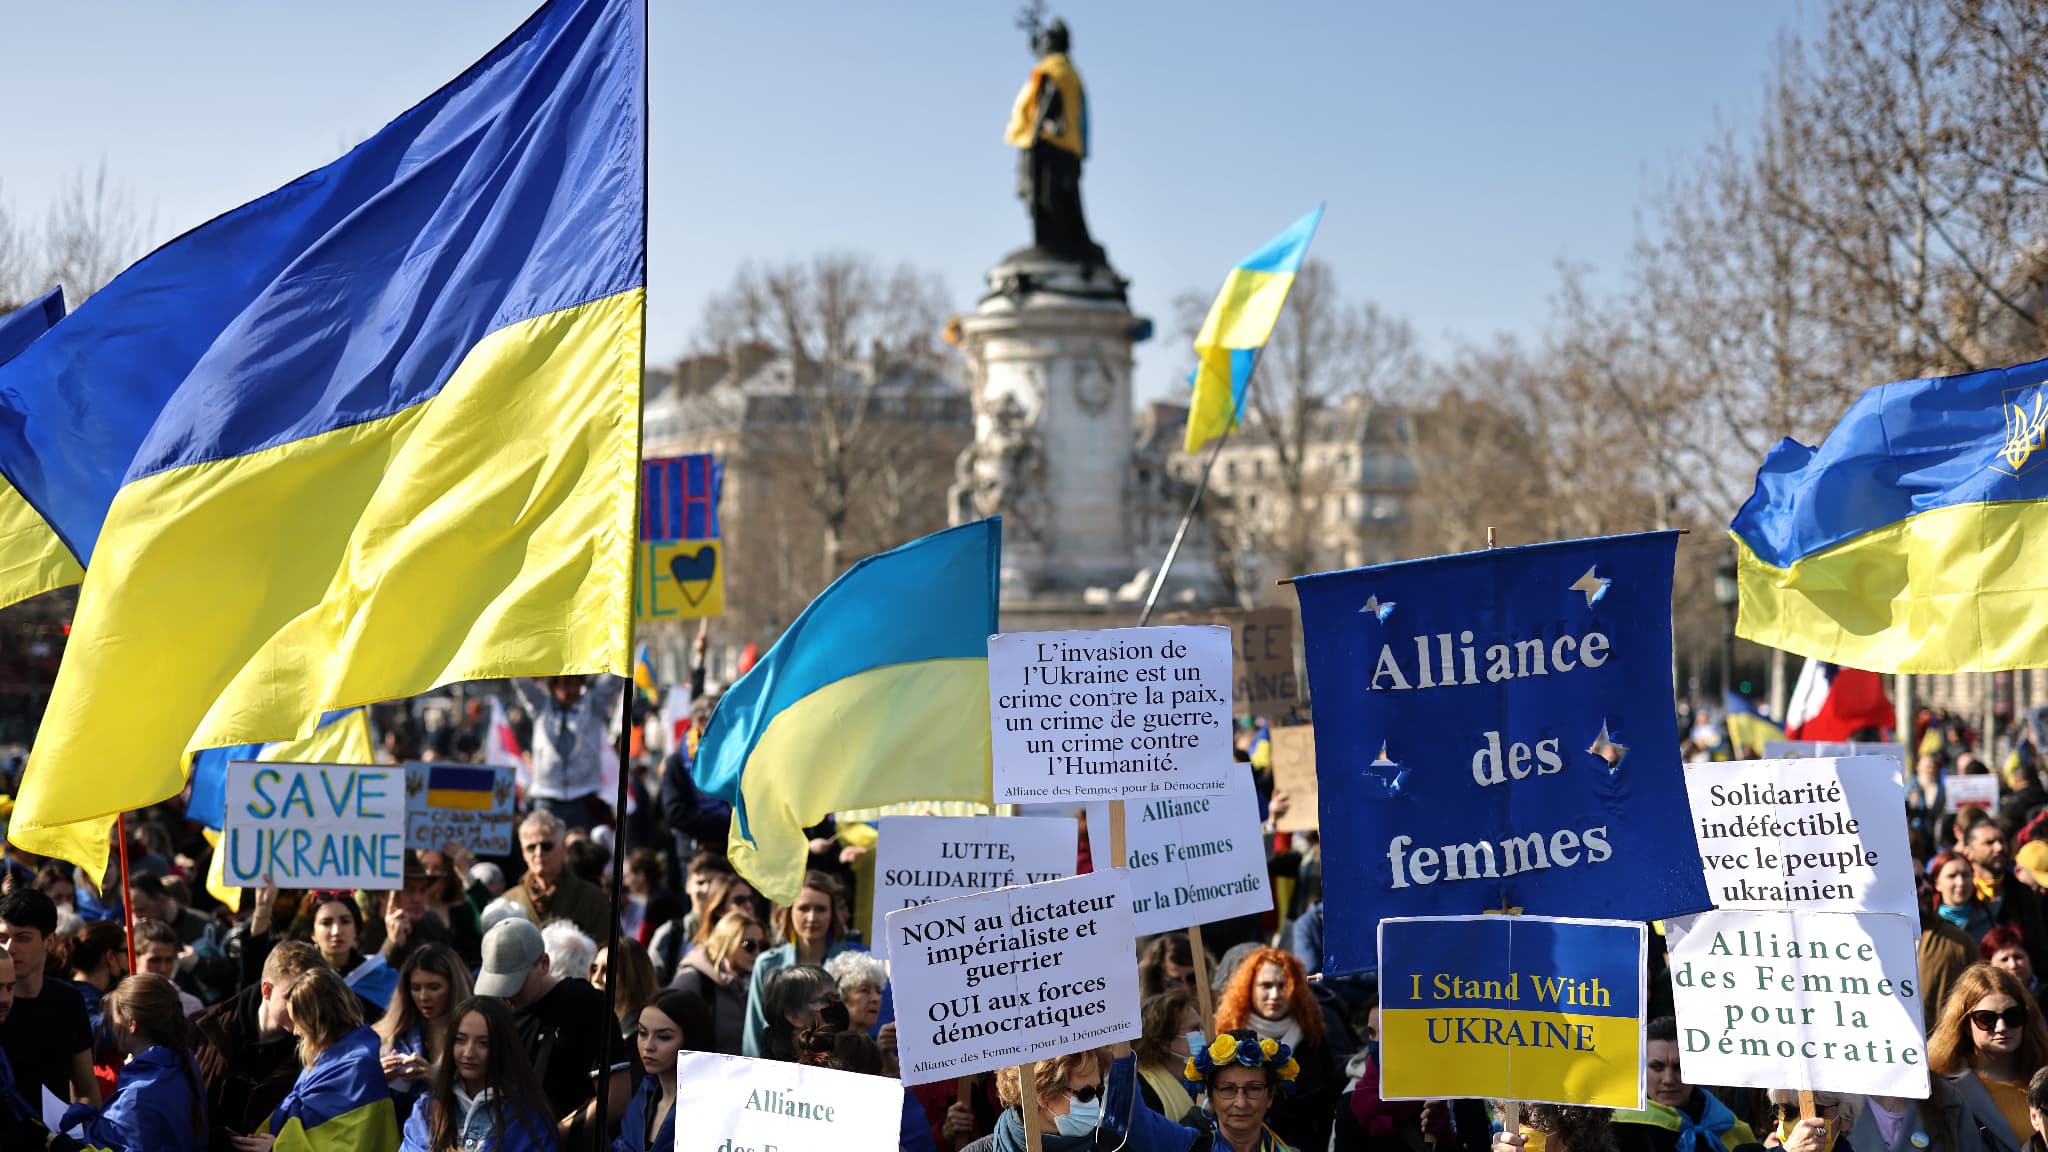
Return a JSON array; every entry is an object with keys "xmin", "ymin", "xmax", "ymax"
[
  {"xmin": 116, "ymin": 811, "xmax": 137, "ymax": 974},
  {"xmin": 1135, "ymin": 416, "xmax": 1239, "ymax": 629}
]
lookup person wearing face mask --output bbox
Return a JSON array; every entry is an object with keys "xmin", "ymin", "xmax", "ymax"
[
  {"xmin": 962, "ymin": 1041, "xmax": 1207, "ymax": 1152},
  {"xmin": 1332, "ymin": 998, "xmax": 1470, "ymax": 1152},
  {"xmin": 1931, "ymin": 963, "xmax": 2048, "ymax": 1152},
  {"xmin": 613, "ymin": 990, "xmax": 712, "ymax": 1152},
  {"xmin": 1135, "ymin": 989, "xmax": 1204, "ymax": 1124},
  {"xmin": 1214, "ymin": 947, "xmax": 1351, "ymax": 1152},
  {"xmin": 1760, "ymin": 1091, "xmax": 1851, "ymax": 1152},
  {"xmin": 399, "ymin": 997, "xmax": 555, "ymax": 1152},
  {"xmin": 742, "ymin": 871, "xmax": 857, "ymax": 1058}
]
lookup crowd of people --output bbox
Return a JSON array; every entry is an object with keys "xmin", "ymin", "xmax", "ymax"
[{"xmin": 1, "ymin": 660, "xmax": 2046, "ymax": 1152}]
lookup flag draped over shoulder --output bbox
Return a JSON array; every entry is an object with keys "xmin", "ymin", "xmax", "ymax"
[
  {"xmin": 1731, "ymin": 355, "xmax": 2048, "ymax": 672},
  {"xmin": 691, "ymin": 518, "xmax": 1001, "ymax": 903},
  {"xmin": 0, "ymin": 289, "xmax": 84, "ymax": 607},
  {"xmin": 1183, "ymin": 206, "xmax": 1324, "ymax": 454},
  {"xmin": 0, "ymin": 0, "xmax": 645, "ymax": 874}
]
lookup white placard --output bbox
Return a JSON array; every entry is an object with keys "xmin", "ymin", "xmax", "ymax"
[
  {"xmin": 1763, "ymin": 740, "xmax": 1907, "ymax": 770},
  {"xmin": 221, "ymin": 761, "xmax": 406, "ymax": 890},
  {"xmin": 886, "ymin": 868, "xmax": 1142, "ymax": 1085},
  {"xmin": 1684, "ymin": 757, "xmax": 1915, "ymax": 918},
  {"xmin": 1945, "ymin": 774, "xmax": 2000, "ymax": 813},
  {"xmin": 988, "ymin": 625, "xmax": 1236, "ymax": 803},
  {"xmin": 1086, "ymin": 768, "xmax": 1272, "ymax": 934},
  {"xmin": 1665, "ymin": 908, "xmax": 1928, "ymax": 1097},
  {"xmin": 672, "ymin": 1050, "xmax": 903, "ymax": 1152},
  {"xmin": 871, "ymin": 815, "xmax": 1078, "ymax": 957},
  {"xmin": 403, "ymin": 762, "xmax": 516, "ymax": 855}
]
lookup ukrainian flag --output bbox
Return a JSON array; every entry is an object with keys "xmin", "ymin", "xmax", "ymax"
[
  {"xmin": 0, "ymin": 289, "xmax": 84, "ymax": 608},
  {"xmin": 1732, "ymin": 355, "xmax": 2048, "ymax": 673},
  {"xmin": 692, "ymin": 518, "xmax": 1001, "ymax": 903},
  {"xmin": 634, "ymin": 642, "xmax": 660, "ymax": 696},
  {"xmin": 1722, "ymin": 691, "xmax": 1785, "ymax": 756},
  {"xmin": 426, "ymin": 765, "xmax": 498, "ymax": 811},
  {"xmin": 1183, "ymin": 207, "xmax": 1324, "ymax": 454},
  {"xmin": 267, "ymin": 1024, "xmax": 400, "ymax": 1152},
  {"xmin": 0, "ymin": 0, "xmax": 644, "ymax": 874}
]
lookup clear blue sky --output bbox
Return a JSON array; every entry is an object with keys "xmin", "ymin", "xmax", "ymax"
[{"xmin": 1, "ymin": 1, "xmax": 1814, "ymax": 400}]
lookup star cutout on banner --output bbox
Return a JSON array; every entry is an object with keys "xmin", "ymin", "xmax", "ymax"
[
  {"xmin": 1569, "ymin": 566, "xmax": 1611, "ymax": 607},
  {"xmin": 1366, "ymin": 742, "xmax": 1411, "ymax": 796},
  {"xmin": 1360, "ymin": 594, "xmax": 1396, "ymax": 622},
  {"xmin": 1587, "ymin": 721, "xmax": 1629, "ymax": 774}
]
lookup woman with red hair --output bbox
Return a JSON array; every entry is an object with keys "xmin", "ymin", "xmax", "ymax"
[{"xmin": 1215, "ymin": 946, "xmax": 1352, "ymax": 1152}]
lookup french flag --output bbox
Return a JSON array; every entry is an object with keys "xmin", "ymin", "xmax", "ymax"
[
  {"xmin": 1786, "ymin": 659, "xmax": 1894, "ymax": 741},
  {"xmin": 485, "ymin": 695, "xmax": 529, "ymax": 794}
]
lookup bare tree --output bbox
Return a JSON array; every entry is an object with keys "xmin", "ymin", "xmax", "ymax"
[{"xmin": 40, "ymin": 162, "xmax": 151, "ymax": 303}]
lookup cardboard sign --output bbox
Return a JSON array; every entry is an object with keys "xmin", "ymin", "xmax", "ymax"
[
  {"xmin": 1378, "ymin": 915, "xmax": 1646, "ymax": 1108},
  {"xmin": 1268, "ymin": 725, "xmax": 1319, "ymax": 832},
  {"xmin": 1684, "ymin": 757, "xmax": 1915, "ymax": 918},
  {"xmin": 636, "ymin": 538, "xmax": 723, "ymax": 620},
  {"xmin": 221, "ymin": 762, "xmax": 406, "ymax": 890},
  {"xmin": 988, "ymin": 625, "xmax": 1236, "ymax": 803},
  {"xmin": 1945, "ymin": 774, "xmax": 2000, "ymax": 813},
  {"xmin": 886, "ymin": 868, "xmax": 1142, "ymax": 1085},
  {"xmin": 1665, "ymin": 908, "xmax": 1928, "ymax": 1096},
  {"xmin": 403, "ymin": 762, "xmax": 516, "ymax": 855},
  {"xmin": 1162, "ymin": 607, "xmax": 1299, "ymax": 715},
  {"xmin": 1087, "ymin": 768, "xmax": 1273, "ymax": 934},
  {"xmin": 871, "ymin": 815, "xmax": 1078, "ymax": 956},
  {"xmin": 671, "ymin": 1050, "xmax": 902, "ymax": 1152},
  {"xmin": 1293, "ymin": 532, "xmax": 1710, "ymax": 975},
  {"xmin": 1762, "ymin": 740, "xmax": 1908, "ymax": 771}
]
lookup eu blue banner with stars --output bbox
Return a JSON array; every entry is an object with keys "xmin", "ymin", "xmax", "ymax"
[{"xmin": 1294, "ymin": 531, "xmax": 1710, "ymax": 976}]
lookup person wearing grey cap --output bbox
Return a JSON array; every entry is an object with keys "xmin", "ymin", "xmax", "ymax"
[{"xmin": 474, "ymin": 919, "xmax": 630, "ymax": 1150}]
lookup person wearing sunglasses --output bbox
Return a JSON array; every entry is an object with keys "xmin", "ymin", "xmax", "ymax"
[
  {"xmin": 962, "ymin": 1040, "xmax": 1208, "ymax": 1152},
  {"xmin": 667, "ymin": 910, "xmax": 762, "ymax": 1055},
  {"xmin": 1185, "ymin": 1029, "xmax": 1301, "ymax": 1152},
  {"xmin": 1931, "ymin": 963, "xmax": 2048, "ymax": 1152}
]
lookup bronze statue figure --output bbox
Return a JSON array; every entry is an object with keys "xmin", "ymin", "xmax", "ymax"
[{"xmin": 1004, "ymin": 18, "xmax": 1104, "ymax": 265}]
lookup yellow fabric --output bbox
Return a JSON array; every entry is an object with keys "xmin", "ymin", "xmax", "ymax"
[
  {"xmin": 10, "ymin": 290, "xmax": 640, "ymax": 874},
  {"xmin": 1732, "ymin": 497, "xmax": 2048, "ymax": 672},
  {"xmin": 1196, "ymin": 268, "xmax": 1295, "ymax": 352},
  {"xmin": 0, "ymin": 478, "xmax": 82, "ymax": 607},
  {"xmin": 1004, "ymin": 54, "xmax": 1084, "ymax": 156},
  {"xmin": 268, "ymin": 1099, "xmax": 401, "ymax": 1152},
  {"xmin": 1138, "ymin": 1060, "xmax": 1198, "ymax": 1124},
  {"xmin": 1982, "ymin": 1075, "xmax": 2031, "ymax": 1149},
  {"xmin": 839, "ymin": 819, "xmax": 880, "ymax": 943},
  {"xmin": 203, "ymin": 709, "xmax": 377, "ymax": 910},
  {"xmin": 730, "ymin": 657, "xmax": 991, "ymax": 904}
]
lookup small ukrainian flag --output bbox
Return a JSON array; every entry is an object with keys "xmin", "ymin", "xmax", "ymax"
[
  {"xmin": 1184, "ymin": 206, "xmax": 1324, "ymax": 454},
  {"xmin": 426, "ymin": 766, "xmax": 498, "ymax": 812}
]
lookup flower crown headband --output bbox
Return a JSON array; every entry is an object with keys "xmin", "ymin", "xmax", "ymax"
[{"xmin": 1184, "ymin": 1032, "xmax": 1301, "ymax": 1094}]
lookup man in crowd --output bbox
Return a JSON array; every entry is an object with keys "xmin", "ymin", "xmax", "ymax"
[
  {"xmin": 135, "ymin": 918, "xmax": 208, "ymax": 1017},
  {"xmin": 475, "ymin": 919, "xmax": 630, "ymax": 1150},
  {"xmin": 127, "ymin": 872, "xmax": 210, "ymax": 948},
  {"xmin": 507, "ymin": 809, "xmax": 611, "ymax": 941},
  {"xmin": 0, "ymin": 888, "xmax": 97, "ymax": 1106},
  {"xmin": 515, "ymin": 674, "xmax": 625, "ymax": 833},
  {"xmin": 193, "ymin": 938, "xmax": 321, "ymax": 1147},
  {"xmin": 1962, "ymin": 819, "xmax": 2048, "ymax": 972}
]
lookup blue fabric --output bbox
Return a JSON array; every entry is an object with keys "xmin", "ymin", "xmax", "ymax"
[
  {"xmin": 611, "ymin": 1074, "xmax": 673, "ymax": 1152},
  {"xmin": 0, "ymin": 1040, "xmax": 36, "ymax": 1130},
  {"xmin": 0, "ymin": 289, "xmax": 63, "ymax": 365},
  {"xmin": 272, "ymin": 1025, "xmax": 392, "ymax": 1133},
  {"xmin": 74, "ymin": 1044, "xmax": 208, "ymax": 1152},
  {"xmin": 1235, "ymin": 206, "xmax": 1323, "ymax": 275},
  {"xmin": 346, "ymin": 955, "xmax": 402, "ymax": 1014},
  {"xmin": 0, "ymin": 0, "xmax": 645, "ymax": 563},
  {"xmin": 1101, "ymin": 1054, "xmax": 1200, "ymax": 1152},
  {"xmin": 901, "ymin": 1089, "xmax": 937, "ymax": 1152},
  {"xmin": 1676, "ymin": 1090, "xmax": 1741, "ymax": 1152},
  {"xmin": 402, "ymin": 1089, "xmax": 555, "ymax": 1152},
  {"xmin": 187, "ymin": 707, "xmax": 364, "ymax": 829},
  {"xmin": 1293, "ymin": 531, "xmax": 1711, "ymax": 975}
]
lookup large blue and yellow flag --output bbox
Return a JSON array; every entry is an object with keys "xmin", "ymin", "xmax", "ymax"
[
  {"xmin": 0, "ymin": 289, "xmax": 84, "ymax": 608},
  {"xmin": 0, "ymin": 0, "xmax": 644, "ymax": 874},
  {"xmin": 266, "ymin": 1024, "xmax": 401, "ymax": 1152},
  {"xmin": 1731, "ymin": 355, "xmax": 2048, "ymax": 673},
  {"xmin": 1183, "ymin": 206, "xmax": 1324, "ymax": 453},
  {"xmin": 692, "ymin": 518, "xmax": 1001, "ymax": 902}
]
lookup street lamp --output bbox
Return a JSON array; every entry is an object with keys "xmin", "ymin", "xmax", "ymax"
[{"xmin": 1713, "ymin": 558, "xmax": 1739, "ymax": 698}]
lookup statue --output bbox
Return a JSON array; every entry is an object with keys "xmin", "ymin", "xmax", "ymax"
[{"xmin": 1004, "ymin": 17, "xmax": 1104, "ymax": 265}]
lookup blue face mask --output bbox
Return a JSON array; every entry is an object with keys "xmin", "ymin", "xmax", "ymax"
[{"xmin": 1055, "ymin": 1096, "xmax": 1101, "ymax": 1137}]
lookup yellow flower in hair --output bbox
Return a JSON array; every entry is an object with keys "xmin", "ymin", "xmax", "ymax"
[
  {"xmin": 1208, "ymin": 1035, "xmax": 1237, "ymax": 1063},
  {"xmin": 1278, "ymin": 1058, "xmax": 1300, "ymax": 1081},
  {"xmin": 1259, "ymin": 1038, "xmax": 1280, "ymax": 1058},
  {"xmin": 1184, "ymin": 1058, "xmax": 1200, "ymax": 1081}
]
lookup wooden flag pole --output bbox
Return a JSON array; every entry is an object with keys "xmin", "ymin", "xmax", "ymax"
[
  {"xmin": 1799, "ymin": 1090, "xmax": 1818, "ymax": 1121},
  {"xmin": 1189, "ymin": 923, "xmax": 1217, "ymax": 1027}
]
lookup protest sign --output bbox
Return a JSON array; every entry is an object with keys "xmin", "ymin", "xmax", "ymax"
[
  {"xmin": 1945, "ymin": 773, "xmax": 1999, "ymax": 812},
  {"xmin": 871, "ymin": 815, "xmax": 1077, "ymax": 956},
  {"xmin": 636, "ymin": 454, "xmax": 723, "ymax": 621},
  {"xmin": 886, "ymin": 868, "xmax": 1141, "ymax": 1085},
  {"xmin": 988, "ymin": 625, "xmax": 1235, "ymax": 803},
  {"xmin": 1684, "ymin": 756, "xmax": 1914, "ymax": 918},
  {"xmin": 222, "ymin": 761, "xmax": 406, "ymax": 890},
  {"xmin": 672, "ymin": 1050, "xmax": 902, "ymax": 1152},
  {"xmin": 403, "ymin": 762, "xmax": 515, "ymax": 855},
  {"xmin": 1268, "ymin": 725, "xmax": 1318, "ymax": 832},
  {"xmin": 1293, "ymin": 531, "xmax": 1710, "ymax": 975},
  {"xmin": 1086, "ymin": 768, "xmax": 1272, "ymax": 934},
  {"xmin": 1762, "ymin": 740, "xmax": 1908, "ymax": 771},
  {"xmin": 1664, "ymin": 908, "xmax": 1928, "ymax": 1096},
  {"xmin": 1162, "ymin": 607, "xmax": 1299, "ymax": 715},
  {"xmin": 1378, "ymin": 915, "xmax": 1645, "ymax": 1108}
]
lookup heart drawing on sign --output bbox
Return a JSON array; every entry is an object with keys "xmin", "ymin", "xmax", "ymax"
[{"xmin": 668, "ymin": 544, "xmax": 717, "ymax": 606}]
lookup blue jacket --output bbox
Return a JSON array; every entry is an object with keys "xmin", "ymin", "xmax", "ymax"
[
  {"xmin": 69, "ymin": 1045, "xmax": 209, "ymax": 1152},
  {"xmin": 611, "ymin": 1075, "xmax": 672, "ymax": 1152},
  {"xmin": 402, "ymin": 1087, "xmax": 557, "ymax": 1152}
]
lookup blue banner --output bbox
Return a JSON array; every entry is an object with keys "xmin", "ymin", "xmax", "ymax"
[{"xmin": 1295, "ymin": 531, "xmax": 1709, "ymax": 975}]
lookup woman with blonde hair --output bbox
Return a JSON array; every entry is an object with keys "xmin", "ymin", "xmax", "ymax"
[
  {"xmin": 670, "ymin": 909, "xmax": 763, "ymax": 1054},
  {"xmin": 1930, "ymin": 962, "xmax": 2048, "ymax": 1152},
  {"xmin": 227, "ymin": 966, "xmax": 399, "ymax": 1152},
  {"xmin": 1215, "ymin": 946, "xmax": 1350, "ymax": 1152}
]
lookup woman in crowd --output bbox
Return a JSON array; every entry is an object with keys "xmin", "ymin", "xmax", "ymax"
[
  {"xmin": 1186, "ymin": 1028, "xmax": 1301, "ymax": 1152},
  {"xmin": 62, "ymin": 919, "xmax": 128, "ymax": 1034},
  {"xmin": 1930, "ymin": 962, "xmax": 2048, "ymax": 1152},
  {"xmin": 669, "ymin": 909, "xmax": 763, "ymax": 1055},
  {"xmin": 1856, "ymin": 1069, "xmax": 1985, "ymax": 1152},
  {"xmin": 400, "ymin": 997, "xmax": 556, "ymax": 1152},
  {"xmin": 618, "ymin": 849, "xmax": 684, "ymax": 947},
  {"xmin": 51, "ymin": 974, "xmax": 208, "ymax": 1152},
  {"xmin": 743, "ymin": 870, "xmax": 857, "ymax": 1057},
  {"xmin": 231, "ymin": 965, "xmax": 399, "ymax": 1152},
  {"xmin": 1139, "ymin": 933, "xmax": 1205, "ymax": 999},
  {"xmin": 826, "ymin": 950, "xmax": 889, "ymax": 1041},
  {"xmin": 759, "ymin": 964, "xmax": 842, "ymax": 1063},
  {"xmin": 375, "ymin": 944, "xmax": 473, "ymax": 1123},
  {"xmin": 1986, "ymin": 927, "xmax": 2048, "ymax": 1011},
  {"xmin": 1214, "ymin": 947, "xmax": 1348, "ymax": 1152},
  {"xmin": 963, "ymin": 1042, "xmax": 1204, "ymax": 1152},
  {"xmin": 248, "ymin": 886, "xmax": 401, "ymax": 1012},
  {"xmin": 1911, "ymin": 755, "xmax": 1950, "ymax": 840},
  {"xmin": 592, "ymin": 938, "xmax": 659, "ymax": 1040},
  {"xmin": 2024, "ymin": 1068, "xmax": 2048, "ymax": 1152},
  {"xmin": 1936, "ymin": 855, "xmax": 1997, "ymax": 944},
  {"xmin": 1134, "ymin": 988, "xmax": 1202, "ymax": 1125},
  {"xmin": 1608, "ymin": 1017, "xmax": 1756, "ymax": 1152},
  {"xmin": 613, "ymin": 989, "xmax": 713, "ymax": 1152}
]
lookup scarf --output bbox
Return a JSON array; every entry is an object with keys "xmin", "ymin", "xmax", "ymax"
[
  {"xmin": 1349, "ymin": 1056, "xmax": 1421, "ymax": 1137},
  {"xmin": 523, "ymin": 872, "xmax": 560, "ymax": 923},
  {"xmin": 1247, "ymin": 1012, "xmax": 1304, "ymax": 1049},
  {"xmin": 1977, "ymin": 873, "xmax": 2002, "ymax": 904},
  {"xmin": 1614, "ymin": 1093, "xmax": 1747, "ymax": 1152},
  {"xmin": 1138, "ymin": 1060, "xmax": 1198, "ymax": 1124},
  {"xmin": 1937, "ymin": 902, "xmax": 1979, "ymax": 932}
]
